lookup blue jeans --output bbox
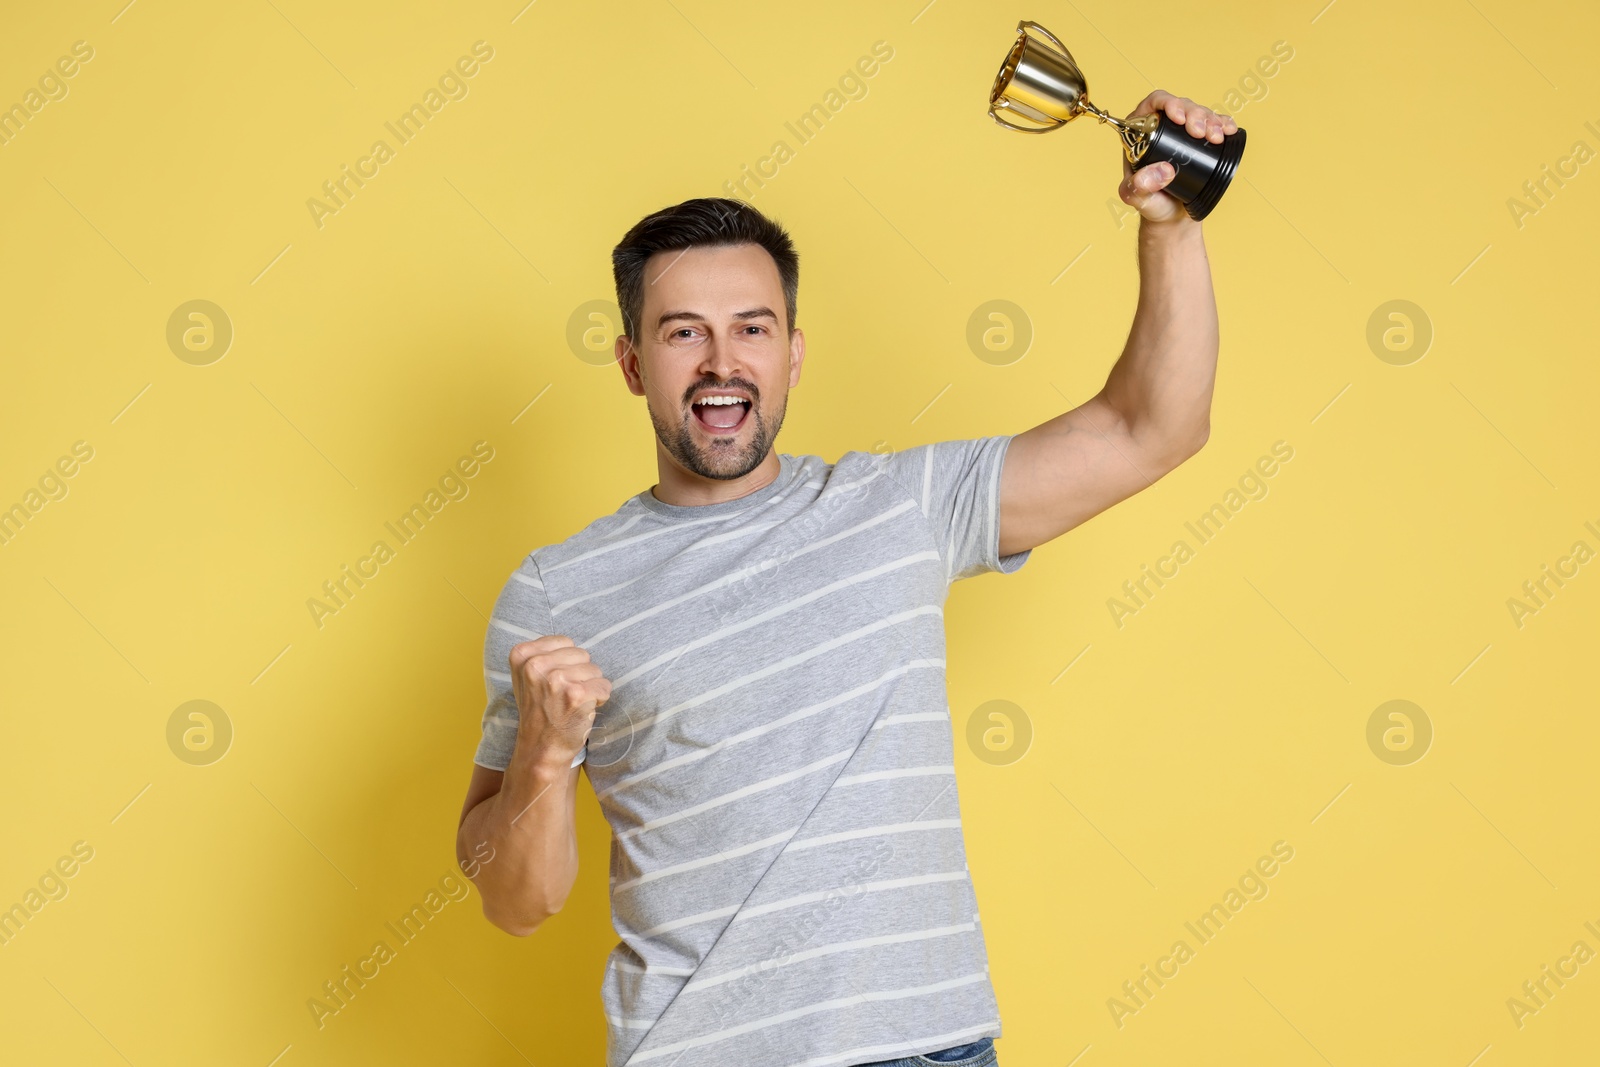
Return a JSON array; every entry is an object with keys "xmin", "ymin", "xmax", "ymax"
[{"xmin": 852, "ymin": 1036, "xmax": 997, "ymax": 1066}]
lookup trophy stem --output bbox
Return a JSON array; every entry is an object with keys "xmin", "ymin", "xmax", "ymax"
[
  {"xmin": 1074, "ymin": 99, "xmax": 1116, "ymax": 125},
  {"xmin": 1074, "ymin": 99, "xmax": 1156, "ymax": 163}
]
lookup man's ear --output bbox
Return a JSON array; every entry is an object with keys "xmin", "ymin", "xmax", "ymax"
[
  {"xmin": 616, "ymin": 334, "xmax": 645, "ymax": 397},
  {"xmin": 788, "ymin": 327, "xmax": 805, "ymax": 389}
]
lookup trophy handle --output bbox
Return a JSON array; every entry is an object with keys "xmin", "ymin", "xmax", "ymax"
[{"xmin": 1017, "ymin": 19, "xmax": 1069, "ymax": 56}]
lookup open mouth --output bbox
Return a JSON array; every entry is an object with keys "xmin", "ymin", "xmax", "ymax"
[{"xmin": 691, "ymin": 397, "xmax": 752, "ymax": 435}]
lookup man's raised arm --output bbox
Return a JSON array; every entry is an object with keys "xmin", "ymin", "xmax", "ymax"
[{"xmin": 998, "ymin": 90, "xmax": 1234, "ymax": 559}]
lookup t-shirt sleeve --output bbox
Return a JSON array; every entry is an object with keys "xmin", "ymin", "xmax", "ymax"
[
  {"xmin": 879, "ymin": 434, "xmax": 1032, "ymax": 584},
  {"xmin": 474, "ymin": 553, "xmax": 586, "ymax": 772}
]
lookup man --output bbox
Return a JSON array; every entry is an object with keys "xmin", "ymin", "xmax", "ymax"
[{"xmin": 457, "ymin": 90, "xmax": 1232, "ymax": 1067}]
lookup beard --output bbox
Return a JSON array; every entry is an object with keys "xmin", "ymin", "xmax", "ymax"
[{"xmin": 648, "ymin": 386, "xmax": 786, "ymax": 481}]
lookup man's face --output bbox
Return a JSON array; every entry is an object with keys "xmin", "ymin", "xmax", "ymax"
[{"xmin": 616, "ymin": 242, "xmax": 805, "ymax": 481}]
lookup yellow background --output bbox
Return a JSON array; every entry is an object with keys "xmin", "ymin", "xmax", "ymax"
[{"xmin": 2, "ymin": 0, "xmax": 1596, "ymax": 1064}]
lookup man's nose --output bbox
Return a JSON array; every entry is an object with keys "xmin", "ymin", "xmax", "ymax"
[{"xmin": 698, "ymin": 329, "xmax": 742, "ymax": 380}]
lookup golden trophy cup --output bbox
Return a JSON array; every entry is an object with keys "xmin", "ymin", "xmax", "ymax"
[{"xmin": 987, "ymin": 20, "xmax": 1246, "ymax": 221}]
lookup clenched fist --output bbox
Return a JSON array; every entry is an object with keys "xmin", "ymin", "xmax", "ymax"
[
  {"xmin": 1119, "ymin": 90, "xmax": 1237, "ymax": 224},
  {"xmin": 508, "ymin": 635, "xmax": 612, "ymax": 767}
]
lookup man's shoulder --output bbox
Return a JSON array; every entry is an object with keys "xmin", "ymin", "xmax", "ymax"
[
  {"xmin": 819, "ymin": 443, "xmax": 927, "ymax": 498},
  {"xmin": 812, "ymin": 445, "xmax": 901, "ymax": 479},
  {"xmin": 523, "ymin": 494, "xmax": 645, "ymax": 574},
  {"xmin": 782, "ymin": 448, "xmax": 907, "ymax": 501}
]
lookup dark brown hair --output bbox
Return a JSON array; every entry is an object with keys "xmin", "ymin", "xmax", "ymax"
[{"xmin": 611, "ymin": 197, "xmax": 799, "ymax": 340}]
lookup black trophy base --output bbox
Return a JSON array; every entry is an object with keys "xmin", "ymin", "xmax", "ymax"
[{"xmin": 1135, "ymin": 113, "xmax": 1246, "ymax": 222}]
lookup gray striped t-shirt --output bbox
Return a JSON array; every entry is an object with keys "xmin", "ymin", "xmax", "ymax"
[{"xmin": 474, "ymin": 435, "xmax": 1030, "ymax": 1067}]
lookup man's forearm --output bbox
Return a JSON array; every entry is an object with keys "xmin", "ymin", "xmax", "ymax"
[
  {"xmin": 458, "ymin": 745, "xmax": 581, "ymax": 935},
  {"xmin": 1098, "ymin": 215, "xmax": 1218, "ymax": 461}
]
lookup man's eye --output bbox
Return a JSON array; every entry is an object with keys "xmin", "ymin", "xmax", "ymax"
[
  {"xmin": 673, "ymin": 328, "xmax": 695, "ymax": 339},
  {"xmin": 743, "ymin": 325, "xmax": 764, "ymax": 335}
]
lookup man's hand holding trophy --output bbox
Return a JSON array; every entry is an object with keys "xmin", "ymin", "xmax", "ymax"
[{"xmin": 987, "ymin": 20, "xmax": 1246, "ymax": 223}]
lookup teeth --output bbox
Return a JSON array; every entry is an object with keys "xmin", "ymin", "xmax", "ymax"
[{"xmin": 695, "ymin": 396, "xmax": 747, "ymax": 406}]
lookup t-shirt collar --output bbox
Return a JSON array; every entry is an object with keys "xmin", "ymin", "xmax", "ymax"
[{"xmin": 632, "ymin": 453, "xmax": 796, "ymax": 520}]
